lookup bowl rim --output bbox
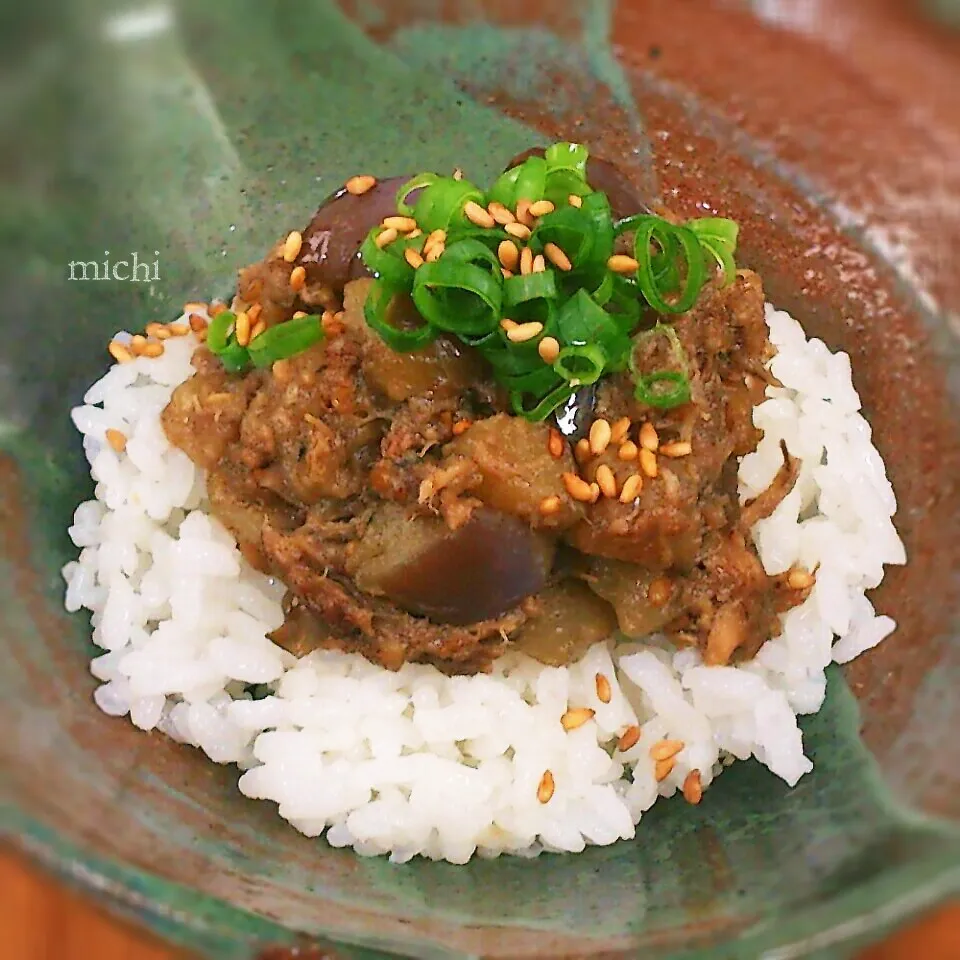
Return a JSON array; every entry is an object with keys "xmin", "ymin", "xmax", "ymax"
[{"xmin": 10, "ymin": 807, "xmax": 960, "ymax": 959}]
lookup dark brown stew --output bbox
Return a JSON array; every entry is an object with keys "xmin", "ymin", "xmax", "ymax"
[{"xmin": 161, "ymin": 159, "xmax": 807, "ymax": 674}]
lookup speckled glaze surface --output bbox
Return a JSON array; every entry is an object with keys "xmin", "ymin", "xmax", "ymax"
[{"xmin": 2, "ymin": 1, "xmax": 959, "ymax": 958}]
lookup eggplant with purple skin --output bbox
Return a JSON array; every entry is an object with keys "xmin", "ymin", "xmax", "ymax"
[
  {"xmin": 299, "ymin": 175, "xmax": 410, "ymax": 291},
  {"xmin": 347, "ymin": 504, "xmax": 555, "ymax": 625}
]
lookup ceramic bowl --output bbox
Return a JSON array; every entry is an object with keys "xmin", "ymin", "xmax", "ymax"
[{"xmin": 3, "ymin": 1, "xmax": 959, "ymax": 957}]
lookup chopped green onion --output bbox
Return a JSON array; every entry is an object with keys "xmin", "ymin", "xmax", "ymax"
[
  {"xmin": 510, "ymin": 381, "xmax": 577, "ymax": 421},
  {"xmin": 351, "ymin": 142, "xmax": 742, "ymax": 422},
  {"xmin": 544, "ymin": 169, "xmax": 592, "ymax": 208},
  {"xmin": 207, "ymin": 310, "xmax": 251, "ymax": 372},
  {"xmin": 688, "ymin": 217, "xmax": 738, "ymax": 251},
  {"xmin": 412, "ymin": 259, "xmax": 502, "ymax": 338},
  {"xmin": 413, "ymin": 176, "xmax": 485, "ymax": 233},
  {"xmin": 503, "ymin": 272, "xmax": 558, "ymax": 308},
  {"xmin": 485, "ymin": 347, "xmax": 535, "ymax": 378},
  {"xmin": 586, "ymin": 267, "xmax": 615, "ymax": 307},
  {"xmin": 533, "ymin": 192, "xmax": 614, "ymax": 276},
  {"xmin": 543, "ymin": 143, "xmax": 592, "ymax": 207},
  {"xmin": 530, "ymin": 206, "xmax": 590, "ymax": 267},
  {"xmin": 545, "ymin": 142, "xmax": 589, "ymax": 177},
  {"xmin": 629, "ymin": 323, "xmax": 691, "ymax": 407},
  {"xmin": 487, "ymin": 165, "xmax": 523, "ymax": 210},
  {"xmin": 248, "ymin": 316, "xmax": 324, "ymax": 368},
  {"xmin": 630, "ymin": 323, "xmax": 688, "ymax": 377},
  {"xmin": 605, "ymin": 275, "xmax": 644, "ymax": 332},
  {"xmin": 500, "ymin": 365, "xmax": 563, "ymax": 397},
  {"xmin": 554, "ymin": 344, "xmax": 606, "ymax": 385},
  {"xmin": 556, "ymin": 290, "xmax": 631, "ymax": 370},
  {"xmin": 207, "ymin": 310, "xmax": 236, "ymax": 354},
  {"xmin": 447, "ymin": 226, "xmax": 509, "ymax": 250},
  {"xmin": 633, "ymin": 371, "xmax": 691, "ymax": 409},
  {"xmin": 395, "ymin": 173, "xmax": 438, "ymax": 216},
  {"xmin": 513, "ymin": 155, "xmax": 548, "ymax": 204},
  {"xmin": 633, "ymin": 322, "xmax": 686, "ymax": 358},
  {"xmin": 689, "ymin": 217, "xmax": 739, "ymax": 285},
  {"xmin": 556, "ymin": 289, "xmax": 606, "ymax": 345},
  {"xmin": 579, "ymin": 192, "xmax": 616, "ymax": 265},
  {"xmin": 441, "ymin": 238, "xmax": 502, "ymax": 272},
  {"xmin": 616, "ymin": 215, "xmax": 682, "ymax": 301},
  {"xmin": 700, "ymin": 240, "xmax": 736, "ymax": 284},
  {"xmin": 629, "ymin": 217, "xmax": 706, "ymax": 314},
  {"xmin": 364, "ymin": 283, "xmax": 438, "ymax": 351},
  {"xmin": 219, "ymin": 340, "xmax": 251, "ymax": 373},
  {"xmin": 360, "ymin": 228, "xmax": 420, "ymax": 290},
  {"xmin": 486, "ymin": 155, "xmax": 548, "ymax": 209}
]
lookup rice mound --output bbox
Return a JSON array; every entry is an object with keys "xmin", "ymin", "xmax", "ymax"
[{"xmin": 63, "ymin": 304, "xmax": 905, "ymax": 863}]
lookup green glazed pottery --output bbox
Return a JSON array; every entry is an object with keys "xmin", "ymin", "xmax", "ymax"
[{"xmin": 2, "ymin": 1, "xmax": 959, "ymax": 957}]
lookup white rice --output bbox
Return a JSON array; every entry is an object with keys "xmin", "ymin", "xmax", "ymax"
[{"xmin": 63, "ymin": 303, "xmax": 905, "ymax": 863}]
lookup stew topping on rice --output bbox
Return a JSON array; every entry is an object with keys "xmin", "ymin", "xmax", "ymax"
[{"xmin": 145, "ymin": 144, "xmax": 811, "ymax": 674}]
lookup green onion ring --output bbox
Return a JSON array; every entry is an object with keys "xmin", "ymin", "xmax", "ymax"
[
  {"xmin": 579, "ymin": 192, "xmax": 616, "ymax": 265},
  {"xmin": 631, "ymin": 217, "xmax": 706, "ymax": 314},
  {"xmin": 248, "ymin": 316, "xmax": 324, "ymax": 368},
  {"xmin": 614, "ymin": 215, "xmax": 681, "ymax": 295},
  {"xmin": 395, "ymin": 173, "xmax": 438, "ymax": 216},
  {"xmin": 689, "ymin": 218, "xmax": 739, "ymax": 285},
  {"xmin": 441, "ymin": 238, "xmax": 502, "ymax": 272},
  {"xmin": 513, "ymin": 155, "xmax": 548, "ymax": 205},
  {"xmin": 364, "ymin": 282, "xmax": 438, "ymax": 351},
  {"xmin": 633, "ymin": 370, "xmax": 691, "ymax": 409},
  {"xmin": 699, "ymin": 238, "xmax": 736, "ymax": 285},
  {"xmin": 688, "ymin": 217, "xmax": 739, "ymax": 253},
  {"xmin": 533, "ymin": 193, "xmax": 614, "ymax": 275},
  {"xmin": 630, "ymin": 321, "xmax": 688, "ymax": 368},
  {"xmin": 487, "ymin": 165, "xmax": 523, "ymax": 210},
  {"xmin": 588, "ymin": 270, "xmax": 615, "ymax": 307},
  {"xmin": 413, "ymin": 177, "xmax": 485, "ymax": 233},
  {"xmin": 554, "ymin": 344, "xmax": 607, "ymax": 385},
  {"xmin": 360, "ymin": 228, "xmax": 419, "ymax": 290},
  {"xmin": 530, "ymin": 206, "xmax": 593, "ymax": 265},
  {"xmin": 412, "ymin": 259, "xmax": 502, "ymax": 338},
  {"xmin": 629, "ymin": 322, "xmax": 688, "ymax": 378},
  {"xmin": 545, "ymin": 142, "xmax": 589, "ymax": 177},
  {"xmin": 544, "ymin": 170, "xmax": 592, "ymax": 209}
]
